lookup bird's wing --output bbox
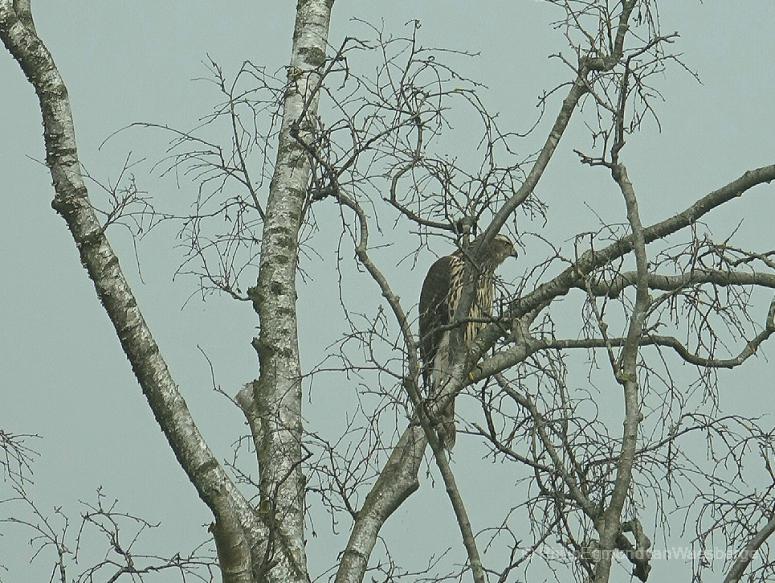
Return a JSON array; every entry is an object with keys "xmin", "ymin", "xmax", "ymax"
[{"xmin": 419, "ymin": 255, "xmax": 454, "ymax": 388}]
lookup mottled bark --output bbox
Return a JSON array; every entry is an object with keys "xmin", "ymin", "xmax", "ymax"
[
  {"xmin": 212, "ymin": 512, "xmax": 253, "ymax": 583},
  {"xmin": 0, "ymin": 1, "xmax": 260, "ymax": 579},
  {"xmin": 247, "ymin": 0, "xmax": 333, "ymax": 581}
]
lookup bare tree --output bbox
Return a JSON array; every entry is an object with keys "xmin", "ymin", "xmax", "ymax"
[{"xmin": 2, "ymin": 1, "xmax": 774, "ymax": 582}]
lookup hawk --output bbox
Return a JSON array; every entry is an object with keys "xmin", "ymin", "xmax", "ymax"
[{"xmin": 419, "ymin": 234, "xmax": 515, "ymax": 448}]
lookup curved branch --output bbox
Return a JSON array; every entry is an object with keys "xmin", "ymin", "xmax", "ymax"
[
  {"xmin": 334, "ymin": 193, "xmax": 421, "ymax": 384},
  {"xmin": 388, "ymin": 158, "xmax": 457, "ymax": 231},
  {"xmin": 583, "ymin": 269, "xmax": 775, "ymax": 298},
  {"xmin": 538, "ymin": 329, "xmax": 775, "ymax": 370},
  {"xmin": 723, "ymin": 510, "xmax": 775, "ymax": 583}
]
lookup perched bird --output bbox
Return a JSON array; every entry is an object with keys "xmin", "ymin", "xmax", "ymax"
[{"xmin": 418, "ymin": 233, "xmax": 515, "ymax": 448}]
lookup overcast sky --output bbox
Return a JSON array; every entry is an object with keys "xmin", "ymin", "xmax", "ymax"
[{"xmin": 2, "ymin": 2, "xmax": 774, "ymax": 581}]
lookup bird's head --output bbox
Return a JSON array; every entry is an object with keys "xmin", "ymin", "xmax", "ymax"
[
  {"xmin": 487, "ymin": 234, "xmax": 517, "ymax": 266},
  {"xmin": 461, "ymin": 232, "xmax": 517, "ymax": 269}
]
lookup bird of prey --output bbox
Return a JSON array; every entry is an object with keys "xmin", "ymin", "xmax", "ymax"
[{"xmin": 418, "ymin": 233, "xmax": 515, "ymax": 448}]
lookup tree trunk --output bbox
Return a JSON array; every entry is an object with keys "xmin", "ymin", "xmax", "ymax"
[{"xmin": 247, "ymin": 0, "xmax": 334, "ymax": 581}]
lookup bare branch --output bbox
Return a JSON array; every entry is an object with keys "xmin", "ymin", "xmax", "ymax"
[{"xmin": 723, "ymin": 511, "xmax": 775, "ymax": 583}]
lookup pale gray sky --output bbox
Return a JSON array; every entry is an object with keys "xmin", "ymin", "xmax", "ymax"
[{"xmin": 2, "ymin": 2, "xmax": 774, "ymax": 581}]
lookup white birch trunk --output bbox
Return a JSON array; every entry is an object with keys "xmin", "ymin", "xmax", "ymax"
[{"xmin": 247, "ymin": 0, "xmax": 333, "ymax": 581}]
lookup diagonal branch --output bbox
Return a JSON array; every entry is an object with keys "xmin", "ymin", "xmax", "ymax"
[
  {"xmin": 723, "ymin": 510, "xmax": 775, "ymax": 583},
  {"xmin": 0, "ymin": 0, "xmax": 260, "ymax": 568},
  {"xmin": 462, "ymin": 163, "xmax": 775, "ymax": 374},
  {"xmin": 513, "ymin": 164, "xmax": 775, "ymax": 322}
]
